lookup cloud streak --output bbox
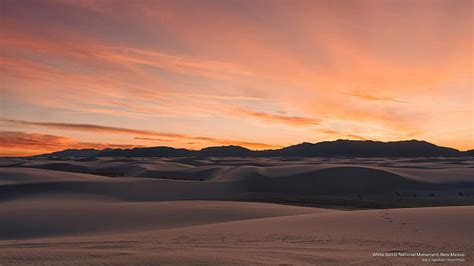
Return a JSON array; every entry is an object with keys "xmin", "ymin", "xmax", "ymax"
[
  {"xmin": 0, "ymin": 131, "xmax": 140, "ymax": 156},
  {"xmin": 1, "ymin": 118, "xmax": 278, "ymax": 150},
  {"xmin": 231, "ymin": 108, "xmax": 320, "ymax": 127},
  {"xmin": 343, "ymin": 91, "xmax": 409, "ymax": 104}
]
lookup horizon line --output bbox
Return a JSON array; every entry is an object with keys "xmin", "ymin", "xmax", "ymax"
[{"xmin": 18, "ymin": 138, "xmax": 472, "ymax": 158}]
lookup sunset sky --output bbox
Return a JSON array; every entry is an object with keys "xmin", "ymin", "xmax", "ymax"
[{"xmin": 1, "ymin": 0, "xmax": 473, "ymax": 156}]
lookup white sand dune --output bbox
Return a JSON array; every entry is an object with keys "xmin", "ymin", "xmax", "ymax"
[
  {"xmin": 0, "ymin": 157, "xmax": 472, "ymax": 264},
  {"xmin": 0, "ymin": 177, "xmax": 242, "ymax": 202},
  {"xmin": 2, "ymin": 157, "xmax": 474, "ymax": 212},
  {"xmin": 2, "ymin": 165, "xmax": 472, "ymax": 205},
  {"xmin": 217, "ymin": 166, "xmax": 431, "ymax": 193},
  {"xmin": 0, "ymin": 205, "xmax": 471, "ymax": 264},
  {"xmin": 0, "ymin": 167, "xmax": 109, "ymax": 185},
  {"xmin": 0, "ymin": 200, "xmax": 323, "ymax": 240}
]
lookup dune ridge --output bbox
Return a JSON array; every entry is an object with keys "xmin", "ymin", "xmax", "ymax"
[{"xmin": 2, "ymin": 164, "xmax": 472, "ymax": 204}]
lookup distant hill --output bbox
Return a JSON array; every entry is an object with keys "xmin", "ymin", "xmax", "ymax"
[
  {"xmin": 37, "ymin": 139, "xmax": 468, "ymax": 158},
  {"xmin": 262, "ymin": 140, "xmax": 461, "ymax": 157},
  {"xmin": 198, "ymin": 145, "xmax": 254, "ymax": 157},
  {"xmin": 38, "ymin": 148, "xmax": 103, "ymax": 157},
  {"xmin": 97, "ymin": 147, "xmax": 191, "ymax": 157},
  {"xmin": 464, "ymin": 149, "xmax": 474, "ymax": 156}
]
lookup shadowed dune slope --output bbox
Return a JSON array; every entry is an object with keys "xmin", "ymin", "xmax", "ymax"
[
  {"xmin": 0, "ymin": 178, "xmax": 244, "ymax": 202},
  {"xmin": 253, "ymin": 167, "xmax": 438, "ymax": 194},
  {"xmin": 0, "ymin": 200, "xmax": 325, "ymax": 240},
  {"xmin": 0, "ymin": 168, "xmax": 109, "ymax": 185},
  {"xmin": 217, "ymin": 166, "xmax": 471, "ymax": 194}
]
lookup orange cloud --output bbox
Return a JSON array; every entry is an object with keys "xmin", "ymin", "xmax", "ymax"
[
  {"xmin": 134, "ymin": 137, "xmax": 174, "ymax": 142},
  {"xmin": 320, "ymin": 129, "xmax": 367, "ymax": 141},
  {"xmin": 343, "ymin": 91, "xmax": 409, "ymax": 104},
  {"xmin": 0, "ymin": 131, "xmax": 140, "ymax": 157},
  {"xmin": 1, "ymin": 118, "xmax": 278, "ymax": 150},
  {"xmin": 231, "ymin": 108, "xmax": 320, "ymax": 127}
]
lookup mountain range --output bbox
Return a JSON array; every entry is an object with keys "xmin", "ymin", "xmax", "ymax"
[{"xmin": 36, "ymin": 139, "xmax": 472, "ymax": 158}]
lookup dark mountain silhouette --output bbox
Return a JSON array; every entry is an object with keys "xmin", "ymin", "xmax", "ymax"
[
  {"xmin": 38, "ymin": 148, "xmax": 103, "ymax": 157},
  {"xmin": 37, "ymin": 139, "xmax": 468, "ymax": 158},
  {"xmin": 199, "ymin": 145, "xmax": 254, "ymax": 157},
  {"xmin": 464, "ymin": 149, "xmax": 474, "ymax": 156},
  {"xmin": 261, "ymin": 140, "xmax": 461, "ymax": 157},
  {"xmin": 97, "ymin": 147, "xmax": 192, "ymax": 157}
]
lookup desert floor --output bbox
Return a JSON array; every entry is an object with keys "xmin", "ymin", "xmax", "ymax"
[{"xmin": 0, "ymin": 157, "xmax": 473, "ymax": 264}]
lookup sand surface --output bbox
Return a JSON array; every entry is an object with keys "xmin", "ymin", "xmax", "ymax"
[
  {"xmin": 0, "ymin": 205, "xmax": 471, "ymax": 265},
  {"xmin": 0, "ymin": 157, "xmax": 472, "ymax": 264}
]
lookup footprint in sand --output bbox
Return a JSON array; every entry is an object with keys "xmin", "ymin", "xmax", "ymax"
[{"xmin": 380, "ymin": 210, "xmax": 396, "ymax": 224}]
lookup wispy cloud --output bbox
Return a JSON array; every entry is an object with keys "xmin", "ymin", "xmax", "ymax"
[
  {"xmin": 231, "ymin": 108, "xmax": 320, "ymax": 127},
  {"xmin": 134, "ymin": 137, "xmax": 174, "ymax": 142},
  {"xmin": 343, "ymin": 91, "xmax": 409, "ymax": 104},
  {"xmin": 0, "ymin": 131, "xmax": 140, "ymax": 156},
  {"xmin": 321, "ymin": 129, "xmax": 367, "ymax": 140},
  {"xmin": 1, "ymin": 118, "xmax": 278, "ymax": 150}
]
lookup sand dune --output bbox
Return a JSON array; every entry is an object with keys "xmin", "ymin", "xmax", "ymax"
[
  {"xmin": 2, "ymin": 164, "xmax": 472, "ymax": 205},
  {"xmin": 250, "ymin": 167, "xmax": 431, "ymax": 194},
  {"xmin": 0, "ymin": 157, "xmax": 472, "ymax": 264},
  {"xmin": 0, "ymin": 167, "xmax": 108, "ymax": 185},
  {"xmin": 0, "ymin": 177, "xmax": 243, "ymax": 202},
  {"xmin": 2, "ymin": 157, "xmax": 474, "ymax": 210},
  {"xmin": 0, "ymin": 200, "xmax": 323, "ymax": 240},
  {"xmin": 7, "ymin": 157, "xmax": 474, "ymax": 183},
  {"xmin": 0, "ymin": 205, "xmax": 471, "ymax": 264}
]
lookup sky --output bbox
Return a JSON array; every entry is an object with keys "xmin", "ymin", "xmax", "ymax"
[{"xmin": 0, "ymin": 0, "xmax": 473, "ymax": 156}]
